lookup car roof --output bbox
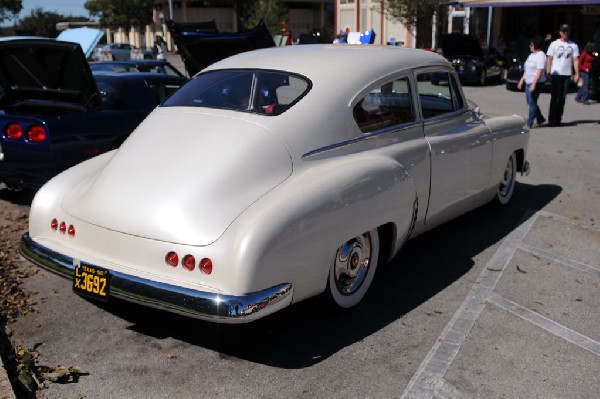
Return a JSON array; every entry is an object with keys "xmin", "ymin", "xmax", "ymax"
[
  {"xmin": 92, "ymin": 59, "xmax": 168, "ymax": 66},
  {"xmin": 92, "ymin": 70, "xmax": 186, "ymax": 81},
  {"xmin": 204, "ymin": 44, "xmax": 448, "ymax": 85}
]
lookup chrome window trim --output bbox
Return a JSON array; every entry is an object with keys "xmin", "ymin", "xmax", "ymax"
[{"xmin": 302, "ymin": 121, "xmax": 421, "ymax": 159}]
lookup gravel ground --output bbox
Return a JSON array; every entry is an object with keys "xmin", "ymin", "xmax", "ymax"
[{"xmin": 0, "ymin": 188, "xmax": 37, "ymax": 398}]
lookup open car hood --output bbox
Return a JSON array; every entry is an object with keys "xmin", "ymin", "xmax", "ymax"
[
  {"xmin": 56, "ymin": 27, "xmax": 105, "ymax": 59},
  {"xmin": 168, "ymin": 20, "xmax": 275, "ymax": 76},
  {"xmin": 439, "ymin": 33, "xmax": 483, "ymax": 58},
  {"xmin": 0, "ymin": 36, "xmax": 100, "ymax": 107}
]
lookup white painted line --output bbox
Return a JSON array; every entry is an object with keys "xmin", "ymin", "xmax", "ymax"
[
  {"xmin": 400, "ymin": 211, "xmax": 538, "ymax": 398},
  {"xmin": 519, "ymin": 242, "xmax": 600, "ymax": 275},
  {"xmin": 488, "ymin": 292, "xmax": 600, "ymax": 357},
  {"xmin": 537, "ymin": 210, "xmax": 600, "ymax": 232}
]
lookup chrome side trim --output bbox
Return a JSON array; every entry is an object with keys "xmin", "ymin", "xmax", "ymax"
[{"xmin": 20, "ymin": 233, "xmax": 293, "ymax": 323}]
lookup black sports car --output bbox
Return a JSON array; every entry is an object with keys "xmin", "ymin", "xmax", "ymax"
[{"xmin": 438, "ymin": 33, "xmax": 503, "ymax": 85}]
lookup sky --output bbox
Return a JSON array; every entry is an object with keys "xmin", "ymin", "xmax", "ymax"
[{"xmin": 19, "ymin": 0, "xmax": 89, "ymax": 18}]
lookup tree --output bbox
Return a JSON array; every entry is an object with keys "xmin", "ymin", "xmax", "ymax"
[
  {"xmin": 186, "ymin": 0, "xmax": 287, "ymax": 33},
  {"xmin": 383, "ymin": 0, "xmax": 446, "ymax": 48},
  {"xmin": 0, "ymin": 0, "xmax": 22, "ymax": 24},
  {"xmin": 240, "ymin": 0, "xmax": 287, "ymax": 34},
  {"xmin": 17, "ymin": 8, "xmax": 88, "ymax": 37},
  {"xmin": 84, "ymin": 0, "xmax": 154, "ymax": 30}
]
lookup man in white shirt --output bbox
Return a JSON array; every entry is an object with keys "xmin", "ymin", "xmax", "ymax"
[{"xmin": 546, "ymin": 24, "xmax": 579, "ymax": 127}]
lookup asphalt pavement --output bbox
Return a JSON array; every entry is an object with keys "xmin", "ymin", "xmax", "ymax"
[{"xmin": 1, "ymin": 58, "xmax": 599, "ymax": 398}]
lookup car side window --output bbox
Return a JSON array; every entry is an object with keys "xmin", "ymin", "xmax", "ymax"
[
  {"xmin": 416, "ymin": 72, "xmax": 460, "ymax": 119},
  {"xmin": 147, "ymin": 82, "xmax": 183, "ymax": 103},
  {"xmin": 353, "ymin": 77, "xmax": 414, "ymax": 133}
]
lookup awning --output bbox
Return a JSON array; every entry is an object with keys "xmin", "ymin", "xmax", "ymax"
[{"xmin": 459, "ymin": 0, "xmax": 600, "ymax": 7}]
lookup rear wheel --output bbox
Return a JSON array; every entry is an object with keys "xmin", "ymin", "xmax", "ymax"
[
  {"xmin": 328, "ymin": 229, "xmax": 379, "ymax": 308},
  {"xmin": 495, "ymin": 152, "xmax": 517, "ymax": 205}
]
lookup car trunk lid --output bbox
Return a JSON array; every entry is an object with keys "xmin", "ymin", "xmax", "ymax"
[
  {"xmin": 0, "ymin": 37, "xmax": 100, "ymax": 108},
  {"xmin": 61, "ymin": 108, "xmax": 293, "ymax": 246}
]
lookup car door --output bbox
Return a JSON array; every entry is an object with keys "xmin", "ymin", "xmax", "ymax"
[
  {"xmin": 416, "ymin": 68, "xmax": 493, "ymax": 227},
  {"xmin": 352, "ymin": 75, "xmax": 430, "ymax": 230}
]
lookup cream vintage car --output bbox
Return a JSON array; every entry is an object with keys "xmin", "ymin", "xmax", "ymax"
[{"xmin": 20, "ymin": 45, "xmax": 530, "ymax": 323}]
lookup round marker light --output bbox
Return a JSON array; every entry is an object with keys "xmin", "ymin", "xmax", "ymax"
[
  {"xmin": 27, "ymin": 125, "xmax": 46, "ymax": 142},
  {"xmin": 182, "ymin": 255, "xmax": 195, "ymax": 271},
  {"xmin": 165, "ymin": 251, "xmax": 178, "ymax": 267},
  {"xmin": 59, "ymin": 222, "xmax": 66, "ymax": 234},
  {"xmin": 200, "ymin": 258, "xmax": 213, "ymax": 275},
  {"xmin": 5, "ymin": 123, "xmax": 23, "ymax": 140},
  {"xmin": 51, "ymin": 219, "xmax": 58, "ymax": 231},
  {"xmin": 68, "ymin": 225, "xmax": 75, "ymax": 237}
]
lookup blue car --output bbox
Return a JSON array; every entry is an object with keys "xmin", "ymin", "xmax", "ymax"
[{"xmin": 0, "ymin": 36, "xmax": 186, "ymax": 191}]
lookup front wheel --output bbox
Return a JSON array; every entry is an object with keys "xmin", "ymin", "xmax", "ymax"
[
  {"xmin": 494, "ymin": 152, "xmax": 517, "ymax": 205},
  {"xmin": 327, "ymin": 229, "xmax": 379, "ymax": 308}
]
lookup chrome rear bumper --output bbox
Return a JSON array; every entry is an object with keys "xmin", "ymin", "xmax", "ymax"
[{"xmin": 20, "ymin": 233, "xmax": 293, "ymax": 323}]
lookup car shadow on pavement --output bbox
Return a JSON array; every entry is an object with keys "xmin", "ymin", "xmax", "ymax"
[{"xmin": 97, "ymin": 181, "xmax": 561, "ymax": 369}]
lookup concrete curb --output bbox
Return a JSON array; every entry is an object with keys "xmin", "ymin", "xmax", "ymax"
[
  {"xmin": 0, "ymin": 324, "xmax": 16, "ymax": 399},
  {"xmin": 0, "ymin": 352, "xmax": 16, "ymax": 399}
]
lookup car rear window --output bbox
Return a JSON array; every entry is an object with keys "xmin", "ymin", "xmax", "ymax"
[{"xmin": 162, "ymin": 69, "xmax": 310, "ymax": 116}]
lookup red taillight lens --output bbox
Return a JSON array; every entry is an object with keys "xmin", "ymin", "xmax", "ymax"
[
  {"xmin": 200, "ymin": 258, "xmax": 212, "ymax": 275},
  {"xmin": 27, "ymin": 125, "xmax": 46, "ymax": 142},
  {"xmin": 59, "ymin": 222, "xmax": 66, "ymax": 234},
  {"xmin": 165, "ymin": 252, "xmax": 178, "ymax": 267},
  {"xmin": 5, "ymin": 123, "xmax": 23, "ymax": 140},
  {"xmin": 68, "ymin": 225, "xmax": 75, "ymax": 237},
  {"xmin": 50, "ymin": 219, "xmax": 58, "ymax": 230},
  {"xmin": 182, "ymin": 255, "xmax": 195, "ymax": 271}
]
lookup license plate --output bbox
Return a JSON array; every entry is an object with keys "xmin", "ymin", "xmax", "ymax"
[{"xmin": 72, "ymin": 260, "xmax": 110, "ymax": 301}]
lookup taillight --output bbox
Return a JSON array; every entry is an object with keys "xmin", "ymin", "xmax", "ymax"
[
  {"xmin": 200, "ymin": 258, "xmax": 213, "ymax": 275},
  {"xmin": 50, "ymin": 219, "xmax": 58, "ymax": 231},
  {"xmin": 165, "ymin": 252, "xmax": 178, "ymax": 267},
  {"xmin": 182, "ymin": 255, "xmax": 195, "ymax": 271},
  {"xmin": 59, "ymin": 222, "xmax": 66, "ymax": 234},
  {"xmin": 27, "ymin": 125, "xmax": 46, "ymax": 142},
  {"xmin": 5, "ymin": 123, "xmax": 23, "ymax": 140},
  {"xmin": 68, "ymin": 225, "xmax": 75, "ymax": 237}
]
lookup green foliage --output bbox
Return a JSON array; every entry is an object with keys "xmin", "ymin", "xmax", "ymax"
[
  {"xmin": 84, "ymin": 0, "xmax": 154, "ymax": 30},
  {"xmin": 17, "ymin": 8, "xmax": 88, "ymax": 37},
  {"xmin": 241, "ymin": 0, "xmax": 287, "ymax": 34},
  {"xmin": 0, "ymin": 0, "xmax": 22, "ymax": 24},
  {"xmin": 383, "ymin": 0, "xmax": 447, "ymax": 47},
  {"xmin": 384, "ymin": 0, "xmax": 442, "ymax": 26}
]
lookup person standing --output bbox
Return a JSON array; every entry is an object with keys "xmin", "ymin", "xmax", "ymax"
[
  {"xmin": 154, "ymin": 36, "xmax": 167, "ymax": 60},
  {"xmin": 518, "ymin": 36, "xmax": 547, "ymax": 128},
  {"xmin": 546, "ymin": 24, "xmax": 579, "ymax": 127},
  {"xmin": 575, "ymin": 42, "xmax": 596, "ymax": 104}
]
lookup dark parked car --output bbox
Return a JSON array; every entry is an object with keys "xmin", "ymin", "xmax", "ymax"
[
  {"xmin": 92, "ymin": 43, "xmax": 155, "ymax": 61},
  {"xmin": 438, "ymin": 33, "xmax": 503, "ymax": 85},
  {"xmin": 0, "ymin": 37, "xmax": 186, "ymax": 191},
  {"xmin": 90, "ymin": 59, "xmax": 186, "ymax": 78},
  {"xmin": 167, "ymin": 19, "xmax": 275, "ymax": 77}
]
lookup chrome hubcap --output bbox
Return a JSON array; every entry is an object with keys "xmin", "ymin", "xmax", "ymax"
[{"xmin": 334, "ymin": 233, "xmax": 372, "ymax": 296}]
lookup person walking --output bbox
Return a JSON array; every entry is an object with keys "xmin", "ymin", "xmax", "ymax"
[
  {"xmin": 518, "ymin": 36, "xmax": 547, "ymax": 128},
  {"xmin": 154, "ymin": 36, "xmax": 167, "ymax": 60},
  {"xmin": 546, "ymin": 24, "xmax": 579, "ymax": 127},
  {"xmin": 575, "ymin": 42, "xmax": 596, "ymax": 104}
]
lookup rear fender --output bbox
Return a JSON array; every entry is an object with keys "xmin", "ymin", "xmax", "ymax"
[{"xmin": 222, "ymin": 153, "xmax": 418, "ymax": 302}]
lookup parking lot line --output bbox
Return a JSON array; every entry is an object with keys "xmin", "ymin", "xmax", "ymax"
[
  {"xmin": 401, "ymin": 211, "xmax": 537, "ymax": 398},
  {"xmin": 488, "ymin": 292, "xmax": 600, "ymax": 356},
  {"xmin": 519, "ymin": 242, "xmax": 600, "ymax": 276}
]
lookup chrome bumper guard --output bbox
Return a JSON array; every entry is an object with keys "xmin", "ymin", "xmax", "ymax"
[
  {"xmin": 521, "ymin": 160, "xmax": 531, "ymax": 176},
  {"xmin": 20, "ymin": 233, "xmax": 293, "ymax": 323}
]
